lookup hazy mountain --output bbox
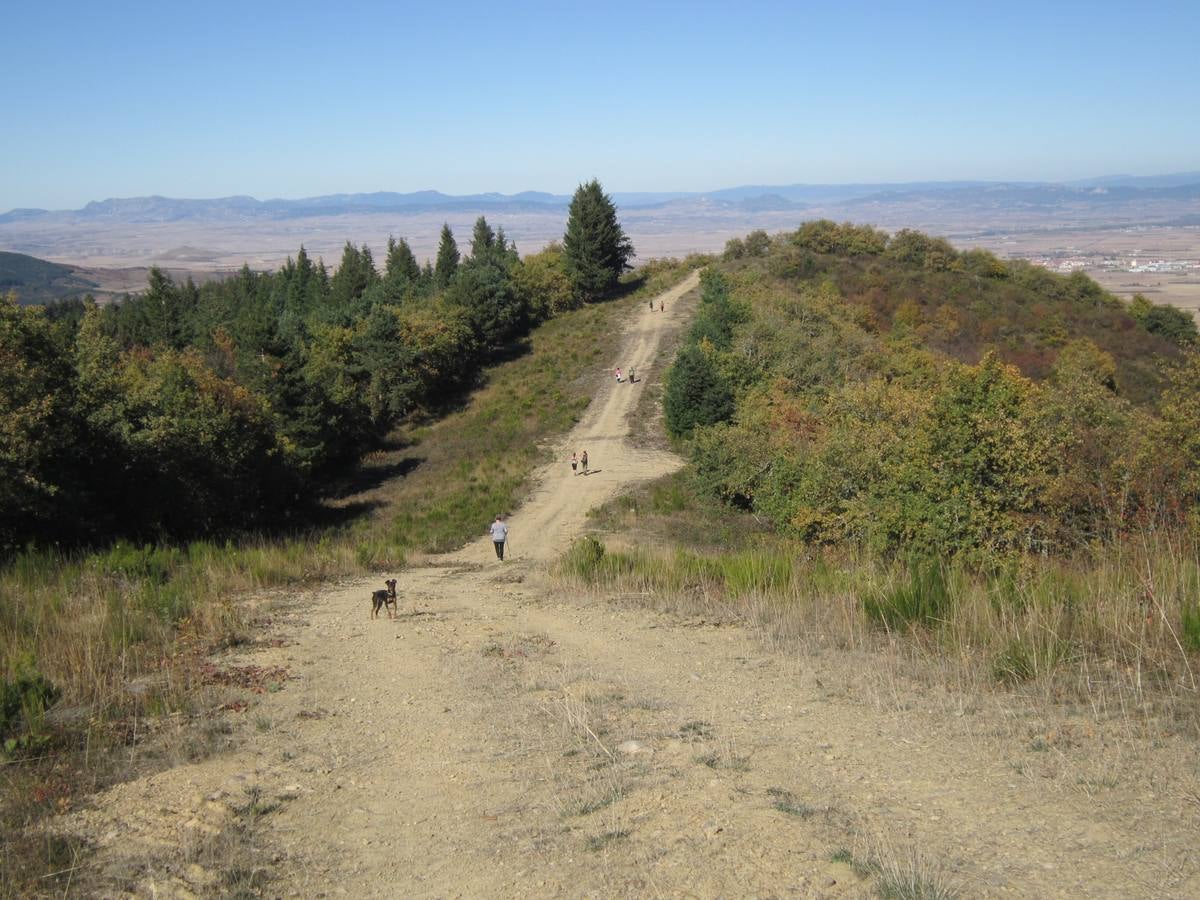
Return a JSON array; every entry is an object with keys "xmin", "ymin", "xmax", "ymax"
[
  {"xmin": 844, "ymin": 182, "xmax": 1200, "ymax": 209},
  {"xmin": 1068, "ymin": 172, "xmax": 1200, "ymax": 189},
  {"xmin": 5, "ymin": 174, "xmax": 1200, "ymax": 226}
]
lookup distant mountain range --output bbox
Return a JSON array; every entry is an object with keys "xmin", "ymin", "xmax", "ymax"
[{"xmin": 5, "ymin": 174, "xmax": 1200, "ymax": 225}]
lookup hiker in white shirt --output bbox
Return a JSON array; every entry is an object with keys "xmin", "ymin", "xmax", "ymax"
[{"xmin": 490, "ymin": 515, "xmax": 509, "ymax": 560}]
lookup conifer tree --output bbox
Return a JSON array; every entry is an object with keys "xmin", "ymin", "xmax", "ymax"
[
  {"xmin": 330, "ymin": 242, "xmax": 378, "ymax": 305},
  {"xmin": 664, "ymin": 343, "xmax": 734, "ymax": 437},
  {"xmin": 495, "ymin": 226, "xmax": 518, "ymax": 263},
  {"xmin": 470, "ymin": 216, "xmax": 495, "ymax": 259},
  {"xmin": 435, "ymin": 224, "xmax": 460, "ymax": 289},
  {"xmin": 385, "ymin": 236, "xmax": 421, "ymax": 285},
  {"xmin": 382, "ymin": 236, "xmax": 422, "ymax": 303},
  {"xmin": 562, "ymin": 179, "xmax": 634, "ymax": 302}
]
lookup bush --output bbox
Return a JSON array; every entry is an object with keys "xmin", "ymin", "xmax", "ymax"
[
  {"xmin": 562, "ymin": 535, "xmax": 606, "ymax": 581},
  {"xmin": 992, "ymin": 632, "xmax": 1072, "ymax": 684},
  {"xmin": 664, "ymin": 344, "xmax": 735, "ymax": 437},
  {"xmin": 863, "ymin": 557, "xmax": 954, "ymax": 630},
  {"xmin": 719, "ymin": 551, "xmax": 793, "ymax": 596},
  {"xmin": 1, "ymin": 658, "xmax": 60, "ymax": 753},
  {"xmin": 1183, "ymin": 603, "xmax": 1200, "ymax": 653}
]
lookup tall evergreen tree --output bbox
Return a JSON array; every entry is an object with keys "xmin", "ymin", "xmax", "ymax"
[
  {"xmin": 495, "ymin": 226, "xmax": 518, "ymax": 263},
  {"xmin": 470, "ymin": 216, "xmax": 495, "ymax": 259},
  {"xmin": 381, "ymin": 236, "xmax": 421, "ymax": 303},
  {"xmin": 434, "ymin": 224, "xmax": 460, "ymax": 289},
  {"xmin": 562, "ymin": 179, "xmax": 634, "ymax": 302},
  {"xmin": 329, "ymin": 242, "xmax": 378, "ymax": 305},
  {"xmin": 385, "ymin": 236, "xmax": 422, "ymax": 285}
]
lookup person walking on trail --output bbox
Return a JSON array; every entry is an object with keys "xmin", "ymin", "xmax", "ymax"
[
  {"xmin": 660, "ymin": 299, "xmax": 665, "ymax": 312},
  {"xmin": 649, "ymin": 299, "xmax": 654, "ymax": 311},
  {"xmin": 570, "ymin": 452, "xmax": 578, "ymax": 475},
  {"xmin": 580, "ymin": 450, "xmax": 589, "ymax": 475},
  {"xmin": 490, "ymin": 515, "xmax": 509, "ymax": 560},
  {"xmin": 615, "ymin": 367, "xmax": 623, "ymax": 383},
  {"xmin": 629, "ymin": 366, "xmax": 636, "ymax": 384}
]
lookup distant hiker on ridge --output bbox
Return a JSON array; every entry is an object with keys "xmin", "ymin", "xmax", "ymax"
[
  {"xmin": 581, "ymin": 450, "xmax": 589, "ymax": 475},
  {"xmin": 570, "ymin": 451, "xmax": 578, "ymax": 475}
]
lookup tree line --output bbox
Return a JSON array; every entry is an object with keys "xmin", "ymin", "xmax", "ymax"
[{"xmin": 0, "ymin": 180, "xmax": 633, "ymax": 552}]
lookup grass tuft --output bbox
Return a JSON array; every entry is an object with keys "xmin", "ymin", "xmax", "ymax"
[
  {"xmin": 767, "ymin": 787, "xmax": 816, "ymax": 818},
  {"xmin": 585, "ymin": 829, "xmax": 631, "ymax": 852}
]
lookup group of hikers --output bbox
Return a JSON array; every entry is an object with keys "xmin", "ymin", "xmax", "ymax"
[{"xmin": 489, "ymin": 346, "xmax": 653, "ymax": 561}]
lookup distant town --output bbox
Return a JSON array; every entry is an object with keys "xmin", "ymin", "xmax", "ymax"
[
  {"xmin": 1001, "ymin": 225, "xmax": 1198, "ymax": 277},
  {"xmin": 1022, "ymin": 252, "xmax": 1200, "ymax": 275}
]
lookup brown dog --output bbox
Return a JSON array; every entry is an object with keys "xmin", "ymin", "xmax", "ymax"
[{"xmin": 371, "ymin": 579, "xmax": 398, "ymax": 619}]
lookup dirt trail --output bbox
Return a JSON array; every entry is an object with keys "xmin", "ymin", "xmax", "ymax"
[
  {"xmin": 480, "ymin": 270, "xmax": 698, "ymax": 565},
  {"xmin": 63, "ymin": 272, "xmax": 1199, "ymax": 898}
]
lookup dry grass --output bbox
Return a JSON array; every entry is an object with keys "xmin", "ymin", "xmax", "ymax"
[
  {"xmin": 832, "ymin": 832, "xmax": 961, "ymax": 900},
  {"xmin": 558, "ymin": 498, "xmax": 1200, "ymax": 733}
]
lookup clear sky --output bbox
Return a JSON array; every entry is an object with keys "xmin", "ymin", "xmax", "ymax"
[{"xmin": 3, "ymin": 0, "xmax": 1198, "ymax": 209}]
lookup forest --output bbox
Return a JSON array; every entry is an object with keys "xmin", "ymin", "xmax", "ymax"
[{"xmin": 0, "ymin": 182, "xmax": 634, "ymax": 554}]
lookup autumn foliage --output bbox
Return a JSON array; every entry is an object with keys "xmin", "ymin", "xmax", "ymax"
[{"xmin": 676, "ymin": 223, "xmax": 1200, "ymax": 558}]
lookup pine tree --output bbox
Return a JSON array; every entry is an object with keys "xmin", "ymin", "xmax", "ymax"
[
  {"xmin": 562, "ymin": 179, "xmax": 634, "ymax": 302},
  {"xmin": 385, "ymin": 236, "xmax": 421, "ymax": 285},
  {"xmin": 382, "ymin": 236, "xmax": 422, "ymax": 302},
  {"xmin": 435, "ymin": 224, "xmax": 460, "ymax": 289},
  {"xmin": 330, "ymin": 242, "xmax": 378, "ymax": 305},
  {"xmin": 664, "ymin": 343, "xmax": 734, "ymax": 437},
  {"xmin": 470, "ymin": 216, "xmax": 495, "ymax": 259},
  {"xmin": 495, "ymin": 226, "xmax": 518, "ymax": 263}
]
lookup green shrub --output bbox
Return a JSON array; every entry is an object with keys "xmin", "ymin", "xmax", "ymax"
[
  {"xmin": 992, "ymin": 632, "xmax": 1072, "ymax": 684},
  {"xmin": 1, "ymin": 658, "xmax": 60, "ymax": 753},
  {"xmin": 720, "ymin": 551, "xmax": 793, "ymax": 596},
  {"xmin": 563, "ymin": 536, "xmax": 606, "ymax": 581},
  {"xmin": 864, "ymin": 557, "xmax": 953, "ymax": 630},
  {"xmin": 1182, "ymin": 603, "xmax": 1200, "ymax": 653},
  {"xmin": 664, "ymin": 344, "xmax": 735, "ymax": 437},
  {"xmin": 98, "ymin": 541, "xmax": 178, "ymax": 585}
]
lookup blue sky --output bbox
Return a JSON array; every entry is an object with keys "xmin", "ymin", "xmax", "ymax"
[{"xmin": 3, "ymin": 0, "xmax": 1198, "ymax": 209}]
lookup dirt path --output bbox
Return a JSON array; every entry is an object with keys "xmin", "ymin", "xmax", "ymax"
[
  {"xmin": 483, "ymin": 270, "xmax": 698, "ymax": 565},
  {"xmin": 63, "ymin": 272, "xmax": 1200, "ymax": 898}
]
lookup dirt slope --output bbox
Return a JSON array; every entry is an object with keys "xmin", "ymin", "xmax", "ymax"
[{"xmin": 61, "ymin": 272, "xmax": 1200, "ymax": 898}]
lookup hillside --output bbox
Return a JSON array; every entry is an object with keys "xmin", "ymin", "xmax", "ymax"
[
  {"xmin": 0, "ymin": 250, "xmax": 97, "ymax": 304},
  {"xmin": 34, "ymin": 269, "xmax": 1200, "ymax": 899},
  {"xmin": 670, "ymin": 222, "xmax": 1198, "ymax": 556}
]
